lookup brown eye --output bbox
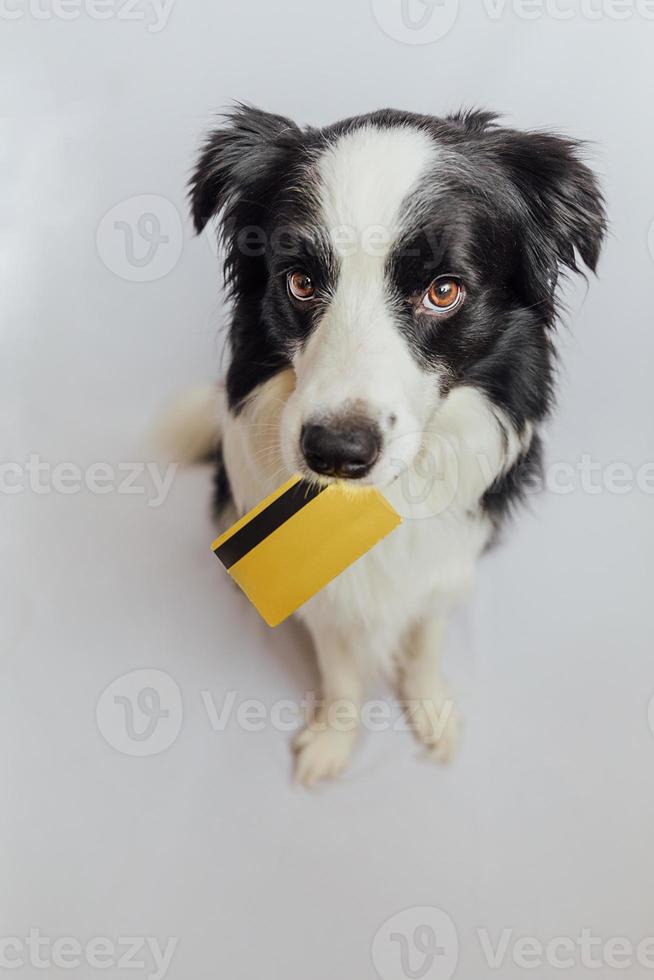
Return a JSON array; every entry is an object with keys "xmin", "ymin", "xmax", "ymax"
[
  {"xmin": 288, "ymin": 271, "xmax": 315, "ymax": 302},
  {"xmin": 422, "ymin": 277, "xmax": 464, "ymax": 313}
]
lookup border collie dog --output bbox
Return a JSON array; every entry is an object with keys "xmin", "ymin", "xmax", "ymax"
[{"xmin": 183, "ymin": 105, "xmax": 605, "ymax": 785}]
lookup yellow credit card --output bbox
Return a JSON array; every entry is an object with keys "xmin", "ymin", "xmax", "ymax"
[{"xmin": 211, "ymin": 475, "xmax": 402, "ymax": 627}]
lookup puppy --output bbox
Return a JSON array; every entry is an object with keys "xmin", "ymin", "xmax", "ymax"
[{"xmin": 182, "ymin": 105, "xmax": 605, "ymax": 785}]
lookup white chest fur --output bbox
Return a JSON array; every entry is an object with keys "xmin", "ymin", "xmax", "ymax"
[{"xmin": 220, "ymin": 370, "xmax": 521, "ymax": 666}]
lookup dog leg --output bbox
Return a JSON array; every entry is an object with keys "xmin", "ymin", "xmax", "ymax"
[
  {"xmin": 399, "ymin": 613, "xmax": 460, "ymax": 763},
  {"xmin": 293, "ymin": 627, "xmax": 363, "ymax": 787}
]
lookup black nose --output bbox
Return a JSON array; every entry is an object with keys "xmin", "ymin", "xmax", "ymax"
[{"xmin": 300, "ymin": 420, "xmax": 382, "ymax": 479}]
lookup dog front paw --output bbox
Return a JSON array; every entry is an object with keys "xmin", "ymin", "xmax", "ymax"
[
  {"xmin": 405, "ymin": 693, "xmax": 461, "ymax": 764},
  {"xmin": 293, "ymin": 725, "xmax": 357, "ymax": 787}
]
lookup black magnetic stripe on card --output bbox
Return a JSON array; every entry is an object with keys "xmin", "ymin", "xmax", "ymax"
[{"xmin": 213, "ymin": 480, "xmax": 327, "ymax": 570}]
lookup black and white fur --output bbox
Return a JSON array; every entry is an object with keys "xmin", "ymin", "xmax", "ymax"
[{"xmin": 180, "ymin": 105, "xmax": 605, "ymax": 785}]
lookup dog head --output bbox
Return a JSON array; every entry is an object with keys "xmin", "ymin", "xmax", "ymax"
[{"xmin": 191, "ymin": 105, "xmax": 605, "ymax": 487}]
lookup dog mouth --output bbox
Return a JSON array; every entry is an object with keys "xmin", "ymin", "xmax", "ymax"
[
  {"xmin": 295, "ymin": 450, "xmax": 410, "ymax": 492},
  {"xmin": 296, "ymin": 467, "xmax": 377, "ymax": 490}
]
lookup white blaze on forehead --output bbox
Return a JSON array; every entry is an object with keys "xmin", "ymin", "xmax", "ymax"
[
  {"xmin": 316, "ymin": 124, "xmax": 435, "ymax": 252},
  {"xmin": 287, "ymin": 121, "xmax": 440, "ymax": 447},
  {"xmin": 284, "ymin": 125, "xmax": 443, "ymax": 486}
]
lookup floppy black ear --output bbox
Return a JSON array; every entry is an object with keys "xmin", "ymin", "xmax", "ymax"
[
  {"xmin": 493, "ymin": 130, "xmax": 607, "ymax": 290},
  {"xmin": 189, "ymin": 104, "xmax": 300, "ymax": 233}
]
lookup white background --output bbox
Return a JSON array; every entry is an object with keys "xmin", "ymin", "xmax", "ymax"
[{"xmin": 3, "ymin": 1, "xmax": 654, "ymax": 978}]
